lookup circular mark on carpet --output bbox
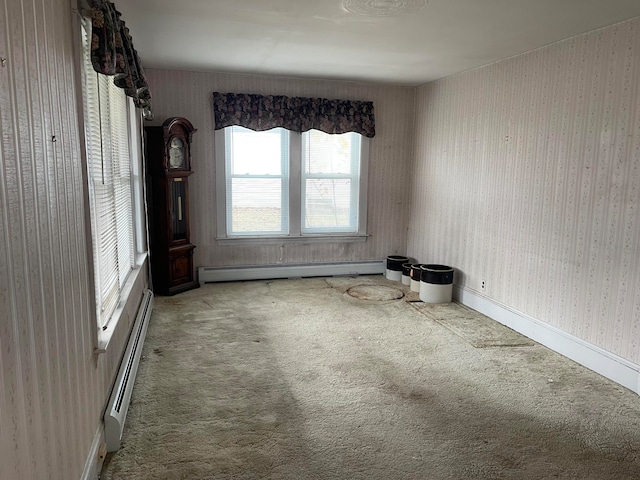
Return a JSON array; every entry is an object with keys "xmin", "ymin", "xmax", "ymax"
[{"xmin": 346, "ymin": 285, "xmax": 404, "ymax": 301}]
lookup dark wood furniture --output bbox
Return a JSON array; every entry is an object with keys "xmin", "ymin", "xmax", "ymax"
[{"xmin": 145, "ymin": 117, "xmax": 199, "ymax": 295}]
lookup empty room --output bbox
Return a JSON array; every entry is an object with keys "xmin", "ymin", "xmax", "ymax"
[{"xmin": 2, "ymin": 0, "xmax": 640, "ymax": 479}]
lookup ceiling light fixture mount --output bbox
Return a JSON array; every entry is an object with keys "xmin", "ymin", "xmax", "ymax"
[{"xmin": 343, "ymin": 0, "xmax": 428, "ymax": 17}]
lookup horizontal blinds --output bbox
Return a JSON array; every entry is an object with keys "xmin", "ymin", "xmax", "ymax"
[
  {"xmin": 301, "ymin": 130, "xmax": 360, "ymax": 232},
  {"xmin": 81, "ymin": 20, "xmax": 134, "ymax": 328},
  {"xmin": 96, "ymin": 73, "xmax": 120, "ymax": 323},
  {"xmin": 110, "ymin": 82, "xmax": 134, "ymax": 288}
]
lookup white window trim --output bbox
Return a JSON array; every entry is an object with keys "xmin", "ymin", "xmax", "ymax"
[
  {"xmin": 95, "ymin": 254, "xmax": 147, "ymax": 353},
  {"xmin": 214, "ymin": 128, "xmax": 369, "ymax": 244},
  {"xmin": 223, "ymin": 127, "xmax": 290, "ymax": 236},
  {"xmin": 75, "ymin": 13, "xmax": 149, "ymax": 354},
  {"xmin": 96, "ymin": 103, "xmax": 149, "ymax": 353},
  {"xmin": 93, "ymin": 103, "xmax": 148, "ymax": 353}
]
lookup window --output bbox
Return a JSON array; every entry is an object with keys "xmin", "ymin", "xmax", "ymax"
[
  {"xmin": 302, "ymin": 130, "xmax": 361, "ymax": 233},
  {"xmin": 216, "ymin": 127, "xmax": 368, "ymax": 240},
  {"xmin": 224, "ymin": 127, "xmax": 290, "ymax": 235},
  {"xmin": 80, "ymin": 19, "xmax": 143, "ymax": 330}
]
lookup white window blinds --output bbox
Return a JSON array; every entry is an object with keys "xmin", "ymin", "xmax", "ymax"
[
  {"xmin": 81, "ymin": 20, "xmax": 135, "ymax": 328},
  {"xmin": 301, "ymin": 130, "xmax": 360, "ymax": 233}
]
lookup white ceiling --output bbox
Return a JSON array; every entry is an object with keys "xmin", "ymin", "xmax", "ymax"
[{"xmin": 117, "ymin": 0, "xmax": 640, "ymax": 86}]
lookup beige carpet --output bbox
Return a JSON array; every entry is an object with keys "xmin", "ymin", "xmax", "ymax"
[
  {"xmin": 409, "ymin": 301, "xmax": 536, "ymax": 348},
  {"xmin": 101, "ymin": 276, "xmax": 640, "ymax": 479}
]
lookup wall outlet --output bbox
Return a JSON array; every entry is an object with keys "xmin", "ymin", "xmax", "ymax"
[{"xmin": 481, "ymin": 281, "xmax": 486, "ymax": 290}]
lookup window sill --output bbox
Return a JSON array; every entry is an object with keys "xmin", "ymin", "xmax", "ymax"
[
  {"xmin": 94, "ymin": 253, "xmax": 148, "ymax": 355},
  {"xmin": 215, "ymin": 234, "xmax": 369, "ymax": 246}
]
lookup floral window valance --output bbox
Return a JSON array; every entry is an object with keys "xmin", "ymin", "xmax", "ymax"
[
  {"xmin": 212, "ymin": 92, "xmax": 375, "ymax": 138},
  {"xmin": 89, "ymin": 0, "xmax": 152, "ymax": 116}
]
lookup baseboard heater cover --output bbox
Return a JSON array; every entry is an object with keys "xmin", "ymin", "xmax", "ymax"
[
  {"xmin": 104, "ymin": 289, "xmax": 154, "ymax": 452},
  {"xmin": 198, "ymin": 261, "xmax": 385, "ymax": 284}
]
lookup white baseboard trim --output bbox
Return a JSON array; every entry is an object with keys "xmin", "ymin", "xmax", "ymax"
[
  {"xmin": 198, "ymin": 261, "xmax": 385, "ymax": 285},
  {"xmin": 454, "ymin": 285, "xmax": 640, "ymax": 395},
  {"xmin": 81, "ymin": 423, "xmax": 105, "ymax": 480}
]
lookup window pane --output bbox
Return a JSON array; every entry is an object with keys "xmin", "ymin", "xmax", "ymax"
[
  {"xmin": 230, "ymin": 178, "xmax": 285, "ymax": 233},
  {"xmin": 109, "ymin": 81, "xmax": 134, "ymax": 288},
  {"xmin": 304, "ymin": 179, "xmax": 353, "ymax": 229},
  {"xmin": 229, "ymin": 126, "xmax": 285, "ymax": 175},
  {"xmin": 225, "ymin": 126, "xmax": 289, "ymax": 235},
  {"xmin": 301, "ymin": 130, "xmax": 361, "ymax": 233},
  {"xmin": 302, "ymin": 130, "xmax": 358, "ymax": 174},
  {"xmin": 81, "ymin": 18, "xmax": 135, "ymax": 328},
  {"xmin": 218, "ymin": 126, "xmax": 365, "ymax": 237}
]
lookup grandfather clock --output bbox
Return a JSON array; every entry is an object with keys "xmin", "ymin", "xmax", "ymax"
[{"xmin": 146, "ymin": 117, "xmax": 199, "ymax": 295}]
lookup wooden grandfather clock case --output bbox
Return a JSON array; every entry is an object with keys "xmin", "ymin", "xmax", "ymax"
[{"xmin": 146, "ymin": 117, "xmax": 199, "ymax": 295}]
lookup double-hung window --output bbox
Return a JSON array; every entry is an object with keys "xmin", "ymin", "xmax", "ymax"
[
  {"xmin": 80, "ymin": 18, "xmax": 143, "ymax": 331},
  {"xmin": 301, "ymin": 129, "xmax": 362, "ymax": 234},
  {"xmin": 216, "ymin": 127, "xmax": 368, "ymax": 240},
  {"xmin": 224, "ymin": 126, "xmax": 290, "ymax": 235}
]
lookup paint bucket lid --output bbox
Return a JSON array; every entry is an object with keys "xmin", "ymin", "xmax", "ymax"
[
  {"xmin": 386, "ymin": 255, "xmax": 410, "ymax": 271},
  {"xmin": 410, "ymin": 263, "xmax": 424, "ymax": 280},
  {"xmin": 420, "ymin": 264, "xmax": 454, "ymax": 284}
]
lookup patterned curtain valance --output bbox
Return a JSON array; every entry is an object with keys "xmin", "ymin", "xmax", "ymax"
[
  {"xmin": 212, "ymin": 92, "xmax": 375, "ymax": 138},
  {"xmin": 89, "ymin": 0, "xmax": 152, "ymax": 116}
]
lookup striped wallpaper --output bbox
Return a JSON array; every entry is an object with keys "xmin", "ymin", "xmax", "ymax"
[
  {"xmin": 1, "ymin": 1, "xmax": 639, "ymax": 478},
  {"xmin": 145, "ymin": 69, "xmax": 416, "ymax": 267},
  {"xmin": 408, "ymin": 17, "xmax": 640, "ymax": 364},
  {"xmin": 0, "ymin": 0, "xmax": 148, "ymax": 478}
]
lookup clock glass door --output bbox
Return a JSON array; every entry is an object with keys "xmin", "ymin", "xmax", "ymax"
[
  {"xmin": 170, "ymin": 179, "xmax": 187, "ymax": 242},
  {"xmin": 169, "ymin": 137, "xmax": 185, "ymax": 168}
]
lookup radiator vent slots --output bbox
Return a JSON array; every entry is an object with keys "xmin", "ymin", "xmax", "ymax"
[{"xmin": 104, "ymin": 289, "xmax": 154, "ymax": 451}]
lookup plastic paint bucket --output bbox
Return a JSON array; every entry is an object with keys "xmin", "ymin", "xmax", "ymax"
[
  {"xmin": 410, "ymin": 263, "xmax": 424, "ymax": 292},
  {"xmin": 419, "ymin": 264, "xmax": 454, "ymax": 303},
  {"xmin": 401, "ymin": 262, "xmax": 412, "ymax": 286},
  {"xmin": 386, "ymin": 255, "xmax": 409, "ymax": 282}
]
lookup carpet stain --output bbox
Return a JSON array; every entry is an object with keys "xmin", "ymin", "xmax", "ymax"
[
  {"xmin": 102, "ymin": 276, "xmax": 640, "ymax": 480},
  {"xmin": 411, "ymin": 301, "xmax": 535, "ymax": 348},
  {"xmin": 346, "ymin": 284, "xmax": 404, "ymax": 302}
]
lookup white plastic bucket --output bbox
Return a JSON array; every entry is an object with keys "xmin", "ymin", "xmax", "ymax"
[
  {"xmin": 419, "ymin": 282, "xmax": 453, "ymax": 303},
  {"xmin": 409, "ymin": 264, "xmax": 423, "ymax": 292},
  {"xmin": 401, "ymin": 262, "xmax": 412, "ymax": 285},
  {"xmin": 386, "ymin": 269, "xmax": 403, "ymax": 282},
  {"xmin": 419, "ymin": 265, "xmax": 454, "ymax": 303},
  {"xmin": 386, "ymin": 255, "xmax": 409, "ymax": 282}
]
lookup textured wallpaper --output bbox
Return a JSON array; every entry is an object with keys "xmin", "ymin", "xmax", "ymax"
[
  {"xmin": 3, "ymin": 2, "xmax": 639, "ymax": 478},
  {"xmin": 408, "ymin": 18, "xmax": 640, "ymax": 364},
  {"xmin": 145, "ymin": 70, "xmax": 416, "ymax": 267},
  {"xmin": 0, "ymin": 1, "xmax": 147, "ymax": 478}
]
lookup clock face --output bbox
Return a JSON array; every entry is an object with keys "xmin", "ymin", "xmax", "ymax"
[{"xmin": 169, "ymin": 137, "xmax": 185, "ymax": 168}]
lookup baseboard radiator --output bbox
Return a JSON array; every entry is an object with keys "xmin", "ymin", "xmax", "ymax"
[
  {"xmin": 104, "ymin": 289, "xmax": 154, "ymax": 452},
  {"xmin": 199, "ymin": 261, "xmax": 385, "ymax": 284}
]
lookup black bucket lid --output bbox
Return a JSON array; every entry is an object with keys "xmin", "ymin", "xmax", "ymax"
[
  {"xmin": 386, "ymin": 255, "xmax": 410, "ymax": 271},
  {"xmin": 420, "ymin": 264, "xmax": 454, "ymax": 273},
  {"xmin": 410, "ymin": 263, "xmax": 424, "ymax": 280},
  {"xmin": 387, "ymin": 255, "xmax": 409, "ymax": 261},
  {"xmin": 420, "ymin": 264, "xmax": 454, "ymax": 284}
]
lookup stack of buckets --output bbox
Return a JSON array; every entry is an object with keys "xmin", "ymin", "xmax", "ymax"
[{"xmin": 385, "ymin": 255, "xmax": 454, "ymax": 304}]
